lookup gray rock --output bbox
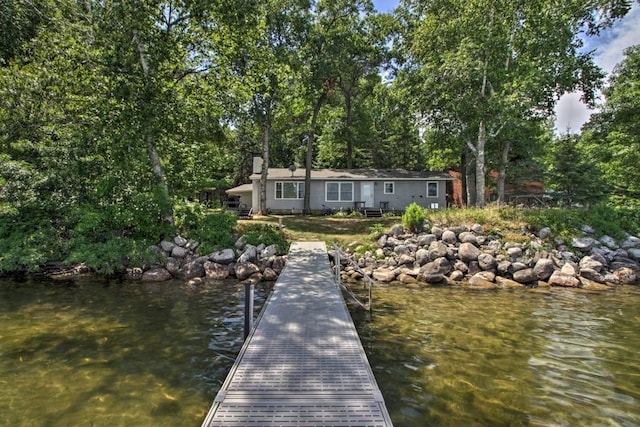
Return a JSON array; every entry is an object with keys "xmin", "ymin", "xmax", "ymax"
[
  {"xmin": 210, "ymin": 248, "xmax": 236, "ymax": 264},
  {"xmin": 174, "ymin": 235, "xmax": 188, "ymax": 247},
  {"xmin": 165, "ymin": 257, "xmax": 182, "ymax": 275},
  {"xmin": 179, "ymin": 261, "xmax": 205, "ymax": 280},
  {"xmin": 478, "ymin": 253, "xmax": 497, "ymax": 271},
  {"xmin": 261, "ymin": 244, "xmax": 278, "ymax": 259},
  {"xmin": 449, "ymin": 270, "xmax": 465, "ymax": 281},
  {"xmin": 441, "ymin": 230, "xmax": 457, "ymax": 244},
  {"xmin": 471, "ymin": 223, "xmax": 483, "ymax": 234},
  {"xmin": 428, "ymin": 241, "xmax": 449, "ymax": 260},
  {"xmin": 458, "ymin": 231, "xmax": 477, "ymax": 244},
  {"xmin": 611, "ymin": 267, "xmax": 637, "ymax": 285},
  {"xmin": 629, "ymin": 248, "xmax": 640, "ymax": 261},
  {"xmin": 417, "ymin": 234, "xmax": 437, "ymax": 247},
  {"xmin": 579, "ymin": 255, "xmax": 604, "ymax": 272},
  {"xmin": 234, "ymin": 262, "xmax": 261, "ymax": 280},
  {"xmin": 420, "ymin": 257, "xmax": 452, "ymax": 276},
  {"xmin": 453, "ymin": 260, "xmax": 469, "ymax": 274},
  {"xmin": 548, "ymin": 270, "xmax": 580, "ymax": 287},
  {"xmin": 599, "ymin": 235, "xmax": 618, "ymax": 250},
  {"xmin": 160, "ymin": 241, "xmax": 176, "ymax": 252},
  {"xmin": 431, "ymin": 226, "xmax": 444, "ymax": 239},
  {"xmin": 507, "ymin": 247, "xmax": 523, "ymax": 258},
  {"xmin": 581, "ymin": 225, "xmax": 595, "ymax": 234},
  {"xmin": 458, "ymin": 242, "xmax": 480, "ymax": 263},
  {"xmin": 238, "ymin": 245, "xmax": 258, "ymax": 263},
  {"xmin": 394, "ymin": 244, "xmax": 409, "ymax": 255},
  {"xmin": 538, "ymin": 227, "xmax": 552, "ymax": 239},
  {"xmin": 171, "ymin": 246, "xmax": 188, "ymax": 258},
  {"xmin": 580, "ymin": 268, "xmax": 605, "ymax": 283},
  {"xmin": 235, "ymin": 235, "xmax": 246, "ymax": 249},
  {"xmin": 373, "ymin": 268, "xmax": 396, "ymax": 282},
  {"xmin": 389, "ymin": 224, "xmax": 404, "ymax": 237},
  {"xmin": 513, "ymin": 268, "xmax": 537, "ymax": 284},
  {"xmin": 204, "ymin": 261, "xmax": 229, "ymax": 280},
  {"xmin": 467, "ymin": 274, "xmax": 498, "ymax": 290},
  {"xmin": 572, "ymin": 237, "xmax": 597, "ymax": 252},
  {"xmin": 396, "ymin": 254, "xmax": 415, "ymax": 266},
  {"xmin": 533, "ymin": 258, "xmax": 555, "ymax": 280},
  {"xmin": 497, "ymin": 260, "xmax": 513, "ymax": 277},
  {"xmin": 415, "ymin": 248, "xmax": 429, "ymax": 266},
  {"xmin": 621, "ymin": 235, "xmax": 640, "ymax": 249},
  {"xmin": 142, "ymin": 267, "xmax": 172, "ymax": 282},
  {"xmin": 486, "ymin": 240, "xmax": 502, "ymax": 251},
  {"xmin": 495, "ymin": 276, "xmax": 526, "ymax": 288}
]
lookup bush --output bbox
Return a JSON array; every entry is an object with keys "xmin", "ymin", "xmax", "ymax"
[
  {"xmin": 402, "ymin": 202, "xmax": 426, "ymax": 233},
  {"xmin": 242, "ymin": 224, "xmax": 289, "ymax": 254},
  {"xmin": 193, "ymin": 211, "xmax": 237, "ymax": 254}
]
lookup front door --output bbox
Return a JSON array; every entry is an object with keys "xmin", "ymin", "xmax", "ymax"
[{"xmin": 361, "ymin": 182, "xmax": 374, "ymax": 208}]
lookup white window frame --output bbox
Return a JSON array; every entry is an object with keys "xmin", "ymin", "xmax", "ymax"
[
  {"xmin": 275, "ymin": 181, "xmax": 304, "ymax": 199},
  {"xmin": 427, "ymin": 181, "xmax": 438, "ymax": 198},
  {"xmin": 384, "ymin": 182, "xmax": 395, "ymax": 194},
  {"xmin": 325, "ymin": 182, "xmax": 354, "ymax": 202}
]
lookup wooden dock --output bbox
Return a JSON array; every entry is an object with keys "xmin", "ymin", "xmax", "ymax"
[{"xmin": 201, "ymin": 241, "xmax": 393, "ymax": 426}]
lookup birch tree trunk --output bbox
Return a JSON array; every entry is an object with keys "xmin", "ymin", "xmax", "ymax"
[
  {"xmin": 304, "ymin": 94, "xmax": 326, "ymax": 213},
  {"xmin": 496, "ymin": 139, "xmax": 511, "ymax": 204},
  {"xmin": 475, "ymin": 120, "xmax": 487, "ymax": 207},
  {"xmin": 258, "ymin": 109, "xmax": 270, "ymax": 216},
  {"xmin": 134, "ymin": 31, "xmax": 174, "ymax": 224}
]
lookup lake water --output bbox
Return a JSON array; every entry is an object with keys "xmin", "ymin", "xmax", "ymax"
[{"xmin": 1, "ymin": 277, "xmax": 639, "ymax": 426}]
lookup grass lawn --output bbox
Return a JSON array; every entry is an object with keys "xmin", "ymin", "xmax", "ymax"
[{"xmin": 236, "ymin": 214, "xmax": 401, "ymax": 247}]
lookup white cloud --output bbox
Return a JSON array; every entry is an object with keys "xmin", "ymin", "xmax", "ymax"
[{"xmin": 554, "ymin": 3, "xmax": 640, "ymax": 135}]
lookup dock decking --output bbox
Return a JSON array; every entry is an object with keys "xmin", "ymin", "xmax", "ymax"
[{"xmin": 201, "ymin": 241, "xmax": 393, "ymax": 426}]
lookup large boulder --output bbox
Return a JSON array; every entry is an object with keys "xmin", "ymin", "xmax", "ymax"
[
  {"xmin": 478, "ymin": 253, "xmax": 497, "ymax": 271},
  {"xmin": 572, "ymin": 237, "xmax": 597, "ymax": 252},
  {"xmin": 458, "ymin": 242, "xmax": 480, "ymax": 263},
  {"xmin": 441, "ymin": 229, "xmax": 457, "ymax": 244},
  {"xmin": 533, "ymin": 258, "xmax": 555, "ymax": 280},
  {"xmin": 373, "ymin": 268, "xmax": 396, "ymax": 283},
  {"xmin": 238, "ymin": 245, "xmax": 258, "ymax": 263},
  {"xmin": 142, "ymin": 267, "xmax": 172, "ymax": 282},
  {"xmin": 179, "ymin": 261, "xmax": 205, "ymax": 280},
  {"xmin": 548, "ymin": 269, "xmax": 580, "ymax": 287},
  {"xmin": 204, "ymin": 261, "xmax": 230, "ymax": 280},
  {"xmin": 234, "ymin": 262, "xmax": 261, "ymax": 280},
  {"xmin": 428, "ymin": 241, "xmax": 449, "ymax": 260},
  {"xmin": 210, "ymin": 248, "xmax": 236, "ymax": 265},
  {"xmin": 171, "ymin": 246, "xmax": 188, "ymax": 258},
  {"xmin": 513, "ymin": 268, "xmax": 537, "ymax": 284}
]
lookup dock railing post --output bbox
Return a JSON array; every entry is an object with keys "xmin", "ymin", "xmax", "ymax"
[{"xmin": 243, "ymin": 282, "xmax": 254, "ymax": 341}]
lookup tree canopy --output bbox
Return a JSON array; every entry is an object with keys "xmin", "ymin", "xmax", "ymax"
[{"xmin": 0, "ymin": 0, "xmax": 638, "ymax": 272}]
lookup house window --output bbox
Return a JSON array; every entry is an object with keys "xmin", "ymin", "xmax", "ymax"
[
  {"xmin": 326, "ymin": 182, "xmax": 353, "ymax": 202},
  {"xmin": 384, "ymin": 182, "xmax": 394, "ymax": 194},
  {"xmin": 275, "ymin": 181, "xmax": 304, "ymax": 199},
  {"xmin": 427, "ymin": 181, "xmax": 438, "ymax": 197}
]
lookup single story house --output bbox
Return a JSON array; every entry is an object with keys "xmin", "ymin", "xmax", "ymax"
[{"xmin": 226, "ymin": 159, "xmax": 452, "ymax": 214}]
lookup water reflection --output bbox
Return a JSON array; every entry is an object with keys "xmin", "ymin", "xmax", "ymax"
[
  {"xmin": 350, "ymin": 285, "xmax": 640, "ymax": 427},
  {"xmin": 2, "ymin": 276, "xmax": 639, "ymax": 426},
  {"xmin": 0, "ymin": 277, "xmax": 269, "ymax": 427}
]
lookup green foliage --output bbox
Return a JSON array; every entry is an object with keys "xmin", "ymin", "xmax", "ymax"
[
  {"xmin": 173, "ymin": 200, "xmax": 206, "ymax": 235},
  {"xmin": 402, "ymin": 202, "xmax": 426, "ymax": 233},
  {"xmin": 368, "ymin": 223, "xmax": 386, "ymax": 240},
  {"xmin": 0, "ymin": 215, "xmax": 67, "ymax": 272},
  {"xmin": 66, "ymin": 237, "xmax": 159, "ymax": 275},
  {"xmin": 242, "ymin": 224, "xmax": 289, "ymax": 254},
  {"xmin": 193, "ymin": 212, "xmax": 238, "ymax": 254}
]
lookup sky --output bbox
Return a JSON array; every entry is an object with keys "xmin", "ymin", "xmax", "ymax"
[{"xmin": 371, "ymin": 0, "xmax": 640, "ymax": 134}]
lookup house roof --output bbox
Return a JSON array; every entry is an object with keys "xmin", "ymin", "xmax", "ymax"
[
  {"xmin": 250, "ymin": 168, "xmax": 453, "ymax": 181},
  {"xmin": 225, "ymin": 183, "xmax": 253, "ymax": 194}
]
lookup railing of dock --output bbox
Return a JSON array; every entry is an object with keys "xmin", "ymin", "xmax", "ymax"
[{"xmin": 333, "ymin": 244, "xmax": 373, "ymax": 312}]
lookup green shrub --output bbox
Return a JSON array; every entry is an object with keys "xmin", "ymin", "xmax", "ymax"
[
  {"xmin": 193, "ymin": 211, "xmax": 237, "ymax": 254},
  {"xmin": 402, "ymin": 202, "xmax": 426, "ymax": 233},
  {"xmin": 242, "ymin": 224, "xmax": 289, "ymax": 254},
  {"xmin": 368, "ymin": 223, "xmax": 386, "ymax": 240}
]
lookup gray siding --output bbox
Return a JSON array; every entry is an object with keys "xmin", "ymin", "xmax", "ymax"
[{"xmin": 257, "ymin": 178, "xmax": 448, "ymax": 212}]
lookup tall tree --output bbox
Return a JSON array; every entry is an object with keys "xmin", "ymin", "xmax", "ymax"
[
  {"xmin": 581, "ymin": 44, "xmax": 640, "ymax": 201},
  {"xmin": 395, "ymin": 0, "xmax": 633, "ymax": 206}
]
